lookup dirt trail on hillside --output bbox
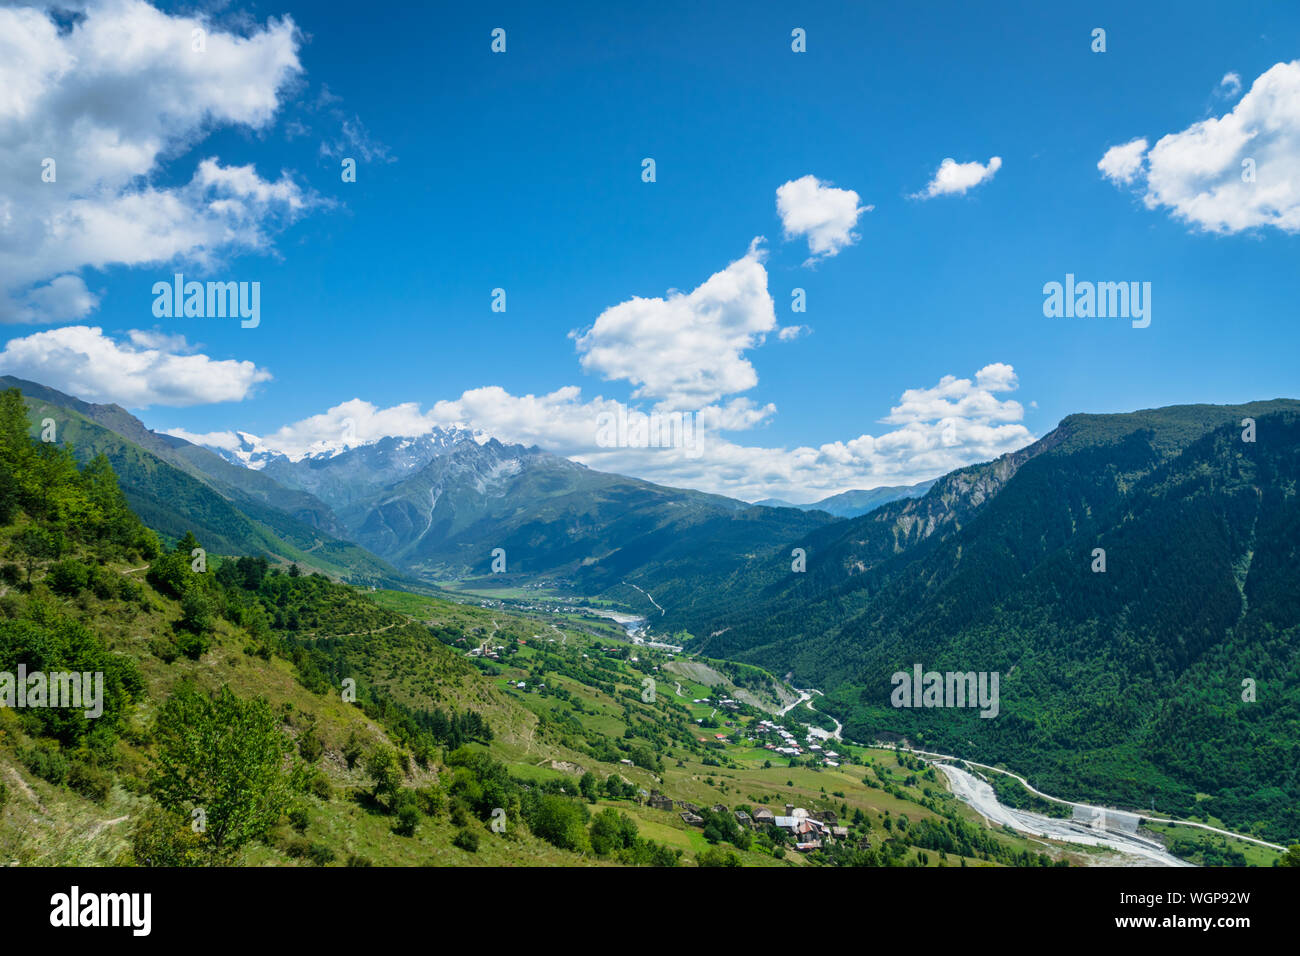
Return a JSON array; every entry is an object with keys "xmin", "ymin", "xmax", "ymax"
[
  {"xmin": 3, "ymin": 764, "xmax": 40, "ymax": 807},
  {"xmin": 86, "ymin": 815, "xmax": 129, "ymax": 839},
  {"xmin": 304, "ymin": 619, "xmax": 405, "ymax": 640}
]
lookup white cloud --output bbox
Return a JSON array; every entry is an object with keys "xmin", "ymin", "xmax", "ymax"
[
  {"xmin": 571, "ymin": 240, "xmax": 777, "ymax": 409},
  {"xmin": 0, "ymin": 1, "xmax": 308, "ymax": 323},
  {"xmin": 6, "ymin": 275, "xmax": 100, "ymax": 325},
  {"xmin": 775, "ymin": 175, "xmax": 870, "ymax": 260},
  {"xmin": 193, "ymin": 159, "xmax": 307, "ymax": 211},
  {"xmin": 164, "ymin": 427, "xmax": 244, "ymax": 452},
  {"xmin": 1102, "ymin": 60, "xmax": 1300, "ymax": 233},
  {"xmin": 914, "ymin": 156, "xmax": 1002, "ymax": 199},
  {"xmin": 1219, "ymin": 72, "xmax": 1242, "ymax": 97},
  {"xmin": 170, "ymin": 363, "xmax": 1032, "ymax": 502},
  {"xmin": 575, "ymin": 362, "xmax": 1033, "ymax": 501},
  {"xmin": 880, "ymin": 363, "xmax": 1023, "ymax": 426},
  {"xmin": 319, "ymin": 116, "xmax": 395, "ymax": 164},
  {"xmin": 777, "ymin": 325, "xmax": 810, "ymax": 341},
  {"xmin": 1098, "ymin": 138, "xmax": 1149, "ymax": 185},
  {"xmin": 426, "ymin": 389, "xmax": 778, "ymax": 453},
  {"xmin": 126, "ymin": 329, "xmax": 198, "ymax": 352},
  {"xmin": 0, "ymin": 326, "xmax": 270, "ymax": 407},
  {"xmin": 254, "ymin": 398, "xmax": 448, "ymax": 459},
  {"xmin": 975, "ymin": 362, "xmax": 1018, "ymax": 392}
]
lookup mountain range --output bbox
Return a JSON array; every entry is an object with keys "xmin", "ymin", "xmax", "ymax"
[
  {"xmin": 5, "ymin": 377, "xmax": 838, "ymax": 601},
  {"xmin": 753, "ymin": 481, "xmax": 936, "ymax": 517}
]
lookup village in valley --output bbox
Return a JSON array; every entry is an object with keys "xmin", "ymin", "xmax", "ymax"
[
  {"xmin": 372, "ymin": 586, "xmax": 1090, "ymax": 867},
  {"xmin": 659, "ymin": 712, "xmax": 854, "ymax": 851},
  {"xmin": 661, "ymin": 794, "xmax": 850, "ymax": 852}
]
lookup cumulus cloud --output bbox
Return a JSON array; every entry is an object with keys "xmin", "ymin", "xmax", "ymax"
[
  {"xmin": 169, "ymin": 364, "xmax": 1032, "ymax": 502},
  {"xmin": 0, "ymin": 326, "xmax": 270, "ymax": 407},
  {"xmin": 160, "ymin": 243, "xmax": 790, "ymax": 468},
  {"xmin": 126, "ymin": 329, "xmax": 197, "ymax": 352},
  {"xmin": 164, "ymin": 426, "xmax": 244, "ymax": 452},
  {"xmin": 1098, "ymin": 138, "xmax": 1149, "ymax": 185},
  {"xmin": 777, "ymin": 325, "xmax": 810, "ymax": 341},
  {"xmin": 1219, "ymin": 72, "xmax": 1242, "ymax": 97},
  {"xmin": 6, "ymin": 276, "xmax": 100, "ymax": 325},
  {"xmin": 167, "ymin": 387, "xmax": 775, "ymax": 463},
  {"xmin": 881, "ymin": 362, "xmax": 1023, "ymax": 426},
  {"xmin": 0, "ymin": 1, "xmax": 309, "ymax": 323},
  {"xmin": 913, "ymin": 156, "xmax": 1002, "ymax": 199},
  {"xmin": 571, "ymin": 240, "xmax": 777, "ymax": 410},
  {"xmin": 586, "ymin": 362, "xmax": 1033, "ymax": 500},
  {"xmin": 775, "ymin": 175, "xmax": 870, "ymax": 261},
  {"xmin": 185, "ymin": 398, "xmax": 447, "ymax": 460},
  {"xmin": 1101, "ymin": 60, "xmax": 1300, "ymax": 233}
]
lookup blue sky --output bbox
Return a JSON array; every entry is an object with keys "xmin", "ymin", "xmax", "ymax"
[{"xmin": 1, "ymin": 0, "xmax": 1297, "ymax": 501}]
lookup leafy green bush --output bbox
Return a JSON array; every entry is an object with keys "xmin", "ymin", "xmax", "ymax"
[
  {"xmin": 392, "ymin": 789, "xmax": 419, "ymax": 836},
  {"xmin": 365, "ymin": 746, "xmax": 403, "ymax": 805},
  {"xmin": 22, "ymin": 739, "xmax": 68, "ymax": 785},
  {"xmin": 68, "ymin": 761, "xmax": 112, "ymax": 803},
  {"xmin": 178, "ymin": 589, "xmax": 215, "ymax": 636},
  {"xmin": 0, "ymin": 600, "xmax": 143, "ymax": 744},
  {"xmin": 46, "ymin": 558, "xmax": 90, "ymax": 595},
  {"xmin": 452, "ymin": 828, "xmax": 480, "ymax": 852},
  {"xmin": 128, "ymin": 806, "xmax": 206, "ymax": 867},
  {"xmin": 149, "ymin": 682, "xmax": 305, "ymax": 862},
  {"xmin": 522, "ymin": 793, "xmax": 590, "ymax": 853},
  {"xmin": 305, "ymin": 769, "xmax": 331, "ymax": 801},
  {"xmin": 342, "ymin": 732, "xmax": 364, "ymax": 769},
  {"xmin": 393, "ymin": 803, "xmax": 419, "ymax": 837},
  {"xmin": 175, "ymin": 630, "xmax": 210, "ymax": 661},
  {"xmin": 117, "ymin": 576, "xmax": 142, "ymax": 602},
  {"xmin": 697, "ymin": 846, "xmax": 742, "ymax": 867},
  {"xmin": 87, "ymin": 566, "xmax": 119, "ymax": 601},
  {"xmin": 306, "ymin": 842, "xmax": 335, "ymax": 866},
  {"xmin": 297, "ymin": 726, "xmax": 324, "ymax": 763},
  {"xmin": 449, "ymin": 799, "xmax": 470, "ymax": 827},
  {"xmin": 589, "ymin": 808, "xmax": 638, "ymax": 857},
  {"xmin": 416, "ymin": 786, "xmax": 445, "ymax": 817}
]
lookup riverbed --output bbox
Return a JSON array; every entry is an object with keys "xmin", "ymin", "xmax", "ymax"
[{"xmin": 933, "ymin": 762, "xmax": 1192, "ymax": 866}]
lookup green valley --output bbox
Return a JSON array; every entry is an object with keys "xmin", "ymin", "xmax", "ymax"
[
  {"xmin": 2, "ymin": 383, "xmax": 1297, "ymax": 868},
  {"xmin": 0, "ymin": 385, "xmax": 1095, "ymax": 868}
]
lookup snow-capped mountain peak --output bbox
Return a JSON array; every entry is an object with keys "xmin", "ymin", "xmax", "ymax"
[{"xmin": 201, "ymin": 425, "xmax": 486, "ymax": 471}]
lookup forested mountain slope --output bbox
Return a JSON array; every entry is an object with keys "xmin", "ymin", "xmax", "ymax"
[
  {"xmin": 6, "ymin": 378, "xmax": 407, "ymax": 587},
  {"xmin": 668, "ymin": 401, "xmax": 1300, "ymax": 842}
]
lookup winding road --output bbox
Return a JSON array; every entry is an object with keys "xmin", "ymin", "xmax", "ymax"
[
  {"xmin": 627, "ymin": 583, "xmax": 665, "ymax": 616},
  {"xmin": 777, "ymin": 688, "xmax": 844, "ymax": 742},
  {"xmin": 777, "ymin": 689, "xmax": 811, "ymax": 717}
]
